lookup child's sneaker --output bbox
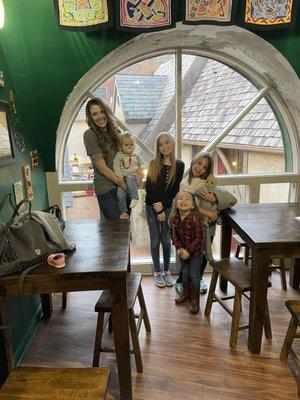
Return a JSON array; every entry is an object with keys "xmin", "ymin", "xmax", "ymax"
[
  {"xmin": 199, "ymin": 279, "xmax": 208, "ymax": 294},
  {"xmin": 130, "ymin": 199, "xmax": 139, "ymax": 208},
  {"xmin": 119, "ymin": 212, "xmax": 129, "ymax": 219},
  {"xmin": 175, "ymin": 282, "xmax": 183, "ymax": 295},
  {"xmin": 163, "ymin": 270, "xmax": 174, "ymax": 287},
  {"xmin": 154, "ymin": 271, "xmax": 165, "ymax": 288}
]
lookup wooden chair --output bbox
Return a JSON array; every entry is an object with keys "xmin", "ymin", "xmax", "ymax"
[
  {"xmin": 205, "ymin": 257, "xmax": 272, "ymax": 349},
  {"xmin": 280, "ymin": 300, "xmax": 300, "ymax": 361},
  {"xmin": 233, "ymin": 234, "xmax": 287, "ymax": 290},
  {"xmin": 0, "ymin": 366, "xmax": 110, "ymax": 399},
  {"xmin": 93, "ymin": 272, "xmax": 151, "ymax": 372}
]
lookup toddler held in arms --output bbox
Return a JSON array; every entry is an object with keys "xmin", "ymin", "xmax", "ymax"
[{"xmin": 113, "ymin": 132, "xmax": 145, "ymax": 219}]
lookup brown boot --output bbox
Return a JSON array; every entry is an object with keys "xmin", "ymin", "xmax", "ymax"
[
  {"xmin": 175, "ymin": 281, "xmax": 190, "ymax": 304},
  {"xmin": 190, "ymin": 289, "xmax": 200, "ymax": 314}
]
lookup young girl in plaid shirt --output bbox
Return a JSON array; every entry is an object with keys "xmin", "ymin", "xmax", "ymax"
[{"xmin": 169, "ymin": 191, "xmax": 205, "ymax": 314}]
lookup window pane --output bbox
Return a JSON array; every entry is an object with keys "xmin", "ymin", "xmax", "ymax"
[
  {"xmin": 65, "ymin": 191, "xmax": 99, "ymax": 220},
  {"xmin": 259, "ymin": 183, "xmax": 289, "ymax": 203},
  {"xmin": 62, "ymin": 99, "xmax": 91, "ymax": 181}
]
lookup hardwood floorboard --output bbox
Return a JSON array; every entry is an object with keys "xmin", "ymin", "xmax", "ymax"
[{"xmin": 22, "ymin": 272, "xmax": 300, "ymax": 399}]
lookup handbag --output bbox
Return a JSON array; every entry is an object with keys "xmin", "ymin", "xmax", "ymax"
[
  {"xmin": 0, "ymin": 198, "xmax": 60, "ymax": 278},
  {"xmin": 43, "ymin": 204, "xmax": 65, "ymax": 230}
]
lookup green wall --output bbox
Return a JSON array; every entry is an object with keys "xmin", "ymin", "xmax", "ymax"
[
  {"xmin": 0, "ymin": 39, "xmax": 48, "ymax": 366},
  {"xmin": 0, "ymin": 0, "xmax": 299, "ymax": 366},
  {"xmin": 0, "ymin": 1, "xmax": 298, "ymax": 171}
]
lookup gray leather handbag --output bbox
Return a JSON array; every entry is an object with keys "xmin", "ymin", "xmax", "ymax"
[{"xmin": 0, "ymin": 197, "xmax": 58, "ymax": 277}]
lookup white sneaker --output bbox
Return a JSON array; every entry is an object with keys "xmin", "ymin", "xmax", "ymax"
[
  {"xmin": 199, "ymin": 279, "xmax": 208, "ymax": 294},
  {"xmin": 119, "ymin": 212, "xmax": 129, "ymax": 219},
  {"xmin": 130, "ymin": 199, "xmax": 139, "ymax": 208},
  {"xmin": 163, "ymin": 271, "xmax": 175, "ymax": 287},
  {"xmin": 154, "ymin": 272, "xmax": 165, "ymax": 288}
]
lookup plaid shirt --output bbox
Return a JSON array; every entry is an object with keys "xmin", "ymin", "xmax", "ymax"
[{"xmin": 171, "ymin": 214, "xmax": 204, "ymax": 257}]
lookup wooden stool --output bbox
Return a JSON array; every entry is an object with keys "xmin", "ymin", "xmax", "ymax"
[
  {"xmin": 0, "ymin": 367, "xmax": 109, "ymax": 399},
  {"xmin": 233, "ymin": 234, "xmax": 287, "ymax": 290},
  {"xmin": 280, "ymin": 300, "xmax": 300, "ymax": 361},
  {"xmin": 233, "ymin": 234, "xmax": 251, "ymax": 265},
  {"xmin": 92, "ymin": 272, "xmax": 151, "ymax": 372},
  {"xmin": 205, "ymin": 257, "xmax": 272, "ymax": 349}
]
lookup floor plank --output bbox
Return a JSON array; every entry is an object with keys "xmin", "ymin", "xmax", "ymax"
[{"xmin": 22, "ymin": 272, "xmax": 299, "ymax": 399}]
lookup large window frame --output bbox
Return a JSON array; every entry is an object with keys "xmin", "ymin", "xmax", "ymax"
[{"xmin": 49, "ymin": 23, "xmax": 300, "ymax": 218}]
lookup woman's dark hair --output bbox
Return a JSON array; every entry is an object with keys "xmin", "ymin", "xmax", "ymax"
[{"xmin": 85, "ymin": 98, "xmax": 119, "ymax": 161}]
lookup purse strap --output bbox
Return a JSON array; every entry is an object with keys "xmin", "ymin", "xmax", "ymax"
[
  {"xmin": 0, "ymin": 193, "xmax": 15, "ymax": 214},
  {"xmin": 7, "ymin": 199, "xmax": 32, "ymax": 226}
]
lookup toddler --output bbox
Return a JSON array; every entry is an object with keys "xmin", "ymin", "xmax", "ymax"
[{"xmin": 113, "ymin": 132, "xmax": 145, "ymax": 218}]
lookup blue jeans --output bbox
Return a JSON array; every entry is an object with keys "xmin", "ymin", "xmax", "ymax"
[
  {"xmin": 146, "ymin": 205, "xmax": 171, "ymax": 273},
  {"xmin": 117, "ymin": 175, "xmax": 139, "ymax": 214},
  {"xmin": 180, "ymin": 254, "xmax": 204, "ymax": 291},
  {"xmin": 97, "ymin": 188, "xmax": 119, "ymax": 220},
  {"xmin": 176, "ymin": 236, "xmax": 214, "ymax": 283}
]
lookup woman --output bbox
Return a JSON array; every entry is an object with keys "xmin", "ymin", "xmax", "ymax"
[{"xmin": 84, "ymin": 98, "xmax": 140, "ymax": 219}]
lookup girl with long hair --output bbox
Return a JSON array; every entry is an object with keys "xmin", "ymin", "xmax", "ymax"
[
  {"xmin": 169, "ymin": 191, "xmax": 205, "ymax": 314},
  {"xmin": 145, "ymin": 132, "xmax": 184, "ymax": 288},
  {"xmin": 176, "ymin": 153, "xmax": 237, "ymax": 294}
]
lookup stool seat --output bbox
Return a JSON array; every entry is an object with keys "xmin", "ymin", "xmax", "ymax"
[
  {"xmin": 205, "ymin": 257, "xmax": 272, "ymax": 349},
  {"xmin": 93, "ymin": 272, "xmax": 151, "ymax": 372},
  {"xmin": 0, "ymin": 367, "xmax": 110, "ymax": 399},
  {"xmin": 95, "ymin": 272, "xmax": 142, "ymax": 312}
]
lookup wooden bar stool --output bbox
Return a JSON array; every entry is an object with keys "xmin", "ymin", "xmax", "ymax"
[
  {"xmin": 233, "ymin": 234, "xmax": 287, "ymax": 290},
  {"xmin": 233, "ymin": 234, "xmax": 251, "ymax": 265},
  {"xmin": 205, "ymin": 257, "xmax": 272, "ymax": 349},
  {"xmin": 93, "ymin": 272, "xmax": 151, "ymax": 372},
  {"xmin": 280, "ymin": 300, "xmax": 300, "ymax": 361},
  {"xmin": 0, "ymin": 367, "xmax": 110, "ymax": 399}
]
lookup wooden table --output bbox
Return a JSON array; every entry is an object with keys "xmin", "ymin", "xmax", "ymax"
[
  {"xmin": 0, "ymin": 220, "xmax": 132, "ymax": 400},
  {"xmin": 221, "ymin": 203, "xmax": 300, "ymax": 354}
]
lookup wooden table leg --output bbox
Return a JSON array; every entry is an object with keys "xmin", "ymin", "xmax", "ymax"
[
  {"xmin": 40, "ymin": 294, "xmax": 53, "ymax": 320},
  {"xmin": 0, "ymin": 297, "xmax": 13, "ymax": 386},
  {"xmin": 219, "ymin": 215, "xmax": 232, "ymax": 292},
  {"xmin": 248, "ymin": 249, "xmax": 270, "ymax": 354},
  {"xmin": 110, "ymin": 278, "xmax": 132, "ymax": 400},
  {"xmin": 289, "ymin": 258, "xmax": 300, "ymax": 290}
]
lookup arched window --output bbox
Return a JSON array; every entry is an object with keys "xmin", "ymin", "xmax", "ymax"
[{"xmin": 53, "ymin": 24, "xmax": 300, "ymax": 266}]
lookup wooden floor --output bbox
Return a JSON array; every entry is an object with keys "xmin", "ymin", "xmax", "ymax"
[{"xmin": 22, "ymin": 272, "xmax": 300, "ymax": 400}]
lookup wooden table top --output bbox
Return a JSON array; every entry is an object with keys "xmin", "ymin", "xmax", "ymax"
[
  {"xmin": 223, "ymin": 203, "xmax": 300, "ymax": 248},
  {"xmin": 0, "ymin": 220, "xmax": 131, "ymax": 296}
]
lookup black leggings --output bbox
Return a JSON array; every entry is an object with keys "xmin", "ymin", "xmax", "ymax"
[{"xmin": 176, "ymin": 236, "xmax": 214, "ymax": 283}]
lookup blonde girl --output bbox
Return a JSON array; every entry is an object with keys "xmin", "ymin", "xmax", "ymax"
[
  {"xmin": 176, "ymin": 153, "xmax": 237, "ymax": 294},
  {"xmin": 145, "ymin": 133, "xmax": 184, "ymax": 288},
  {"xmin": 169, "ymin": 191, "xmax": 205, "ymax": 314}
]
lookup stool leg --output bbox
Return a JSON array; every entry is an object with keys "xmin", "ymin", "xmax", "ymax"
[
  {"xmin": 244, "ymin": 246, "xmax": 250, "ymax": 266},
  {"xmin": 128, "ymin": 308, "xmax": 143, "ymax": 372},
  {"xmin": 62, "ymin": 293, "xmax": 67, "ymax": 309},
  {"xmin": 138, "ymin": 286, "xmax": 151, "ymax": 333},
  {"xmin": 108, "ymin": 313, "xmax": 113, "ymax": 333},
  {"xmin": 263, "ymin": 300, "xmax": 272, "ymax": 340},
  {"xmin": 92, "ymin": 312, "xmax": 105, "ymax": 367},
  {"xmin": 205, "ymin": 270, "xmax": 219, "ymax": 317},
  {"xmin": 235, "ymin": 244, "xmax": 241, "ymax": 259},
  {"xmin": 279, "ymin": 258, "xmax": 287, "ymax": 291},
  {"xmin": 230, "ymin": 290, "xmax": 242, "ymax": 349},
  {"xmin": 280, "ymin": 316, "xmax": 298, "ymax": 361}
]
